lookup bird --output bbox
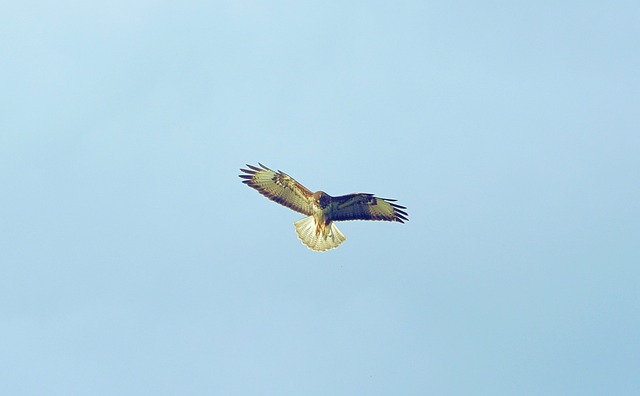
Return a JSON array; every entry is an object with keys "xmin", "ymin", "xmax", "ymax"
[{"xmin": 239, "ymin": 163, "xmax": 408, "ymax": 251}]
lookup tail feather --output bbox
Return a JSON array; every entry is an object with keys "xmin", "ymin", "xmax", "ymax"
[{"xmin": 294, "ymin": 216, "xmax": 346, "ymax": 252}]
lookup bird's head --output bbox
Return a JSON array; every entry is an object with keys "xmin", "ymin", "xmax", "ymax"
[{"xmin": 312, "ymin": 191, "xmax": 331, "ymax": 208}]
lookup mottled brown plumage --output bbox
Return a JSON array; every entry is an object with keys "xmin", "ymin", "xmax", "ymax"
[{"xmin": 239, "ymin": 163, "xmax": 408, "ymax": 251}]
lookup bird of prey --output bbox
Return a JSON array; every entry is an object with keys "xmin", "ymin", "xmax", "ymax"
[{"xmin": 239, "ymin": 163, "xmax": 408, "ymax": 251}]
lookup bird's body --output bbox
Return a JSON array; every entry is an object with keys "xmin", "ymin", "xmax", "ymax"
[{"xmin": 239, "ymin": 163, "xmax": 408, "ymax": 251}]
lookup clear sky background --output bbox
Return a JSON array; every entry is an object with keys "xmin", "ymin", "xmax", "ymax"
[{"xmin": 2, "ymin": 1, "xmax": 639, "ymax": 395}]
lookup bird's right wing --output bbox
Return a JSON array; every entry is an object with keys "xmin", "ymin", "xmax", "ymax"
[{"xmin": 239, "ymin": 163, "xmax": 316, "ymax": 216}]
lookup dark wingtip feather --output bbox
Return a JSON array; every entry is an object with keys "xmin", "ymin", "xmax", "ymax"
[
  {"xmin": 386, "ymin": 199, "xmax": 409, "ymax": 222},
  {"xmin": 394, "ymin": 207, "xmax": 408, "ymax": 216},
  {"xmin": 240, "ymin": 166, "xmax": 257, "ymax": 174}
]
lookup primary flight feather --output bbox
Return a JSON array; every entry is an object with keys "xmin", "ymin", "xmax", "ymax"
[{"xmin": 239, "ymin": 163, "xmax": 408, "ymax": 251}]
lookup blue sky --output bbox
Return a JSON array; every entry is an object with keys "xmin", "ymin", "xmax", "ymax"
[{"xmin": 2, "ymin": 1, "xmax": 639, "ymax": 395}]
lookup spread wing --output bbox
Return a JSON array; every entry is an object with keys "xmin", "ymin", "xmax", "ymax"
[
  {"xmin": 239, "ymin": 163, "xmax": 315, "ymax": 215},
  {"xmin": 328, "ymin": 193, "xmax": 408, "ymax": 223}
]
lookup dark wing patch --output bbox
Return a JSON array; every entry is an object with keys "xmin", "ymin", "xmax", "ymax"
[
  {"xmin": 239, "ymin": 163, "xmax": 316, "ymax": 215},
  {"xmin": 327, "ymin": 193, "xmax": 408, "ymax": 223}
]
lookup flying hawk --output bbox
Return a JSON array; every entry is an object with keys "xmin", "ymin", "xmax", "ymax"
[{"xmin": 239, "ymin": 163, "xmax": 408, "ymax": 251}]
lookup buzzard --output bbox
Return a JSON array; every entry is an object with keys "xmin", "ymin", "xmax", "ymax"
[{"xmin": 239, "ymin": 163, "xmax": 408, "ymax": 251}]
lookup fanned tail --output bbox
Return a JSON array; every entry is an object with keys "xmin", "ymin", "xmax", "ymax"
[{"xmin": 294, "ymin": 216, "xmax": 346, "ymax": 252}]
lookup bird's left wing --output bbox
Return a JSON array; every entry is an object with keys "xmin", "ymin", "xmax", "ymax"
[
  {"xmin": 328, "ymin": 193, "xmax": 408, "ymax": 223},
  {"xmin": 239, "ymin": 163, "xmax": 315, "ymax": 215}
]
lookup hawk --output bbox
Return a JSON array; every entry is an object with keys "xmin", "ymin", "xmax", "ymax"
[{"xmin": 239, "ymin": 163, "xmax": 408, "ymax": 251}]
